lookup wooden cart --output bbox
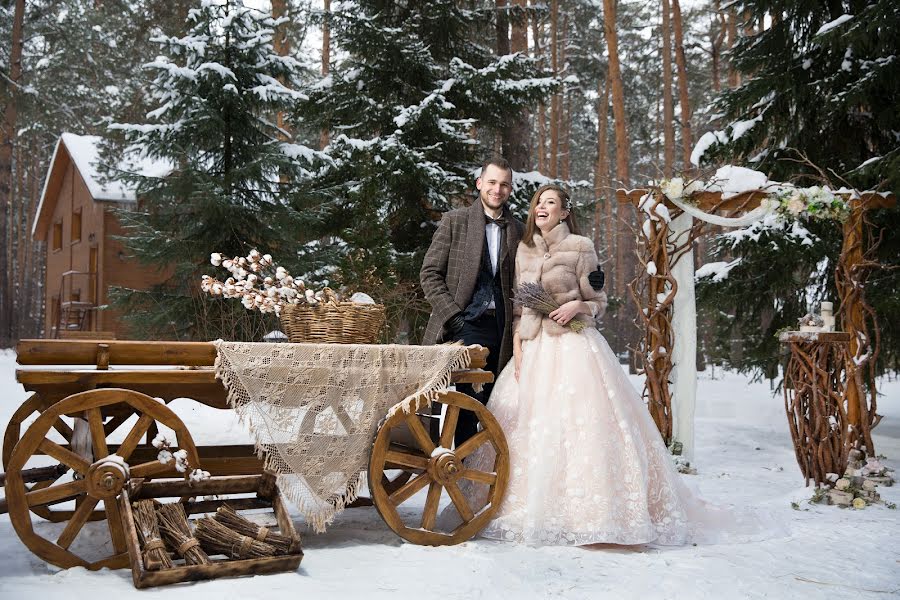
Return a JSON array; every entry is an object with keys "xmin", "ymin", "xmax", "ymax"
[{"xmin": 4, "ymin": 339, "xmax": 509, "ymax": 570}]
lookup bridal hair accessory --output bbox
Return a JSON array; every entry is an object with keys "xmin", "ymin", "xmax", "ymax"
[{"xmin": 513, "ymin": 281, "xmax": 587, "ymax": 332}]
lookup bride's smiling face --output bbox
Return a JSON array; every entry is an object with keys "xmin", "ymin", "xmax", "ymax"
[{"xmin": 534, "ymin": 189, "xmax": 569, "ymax": 234}]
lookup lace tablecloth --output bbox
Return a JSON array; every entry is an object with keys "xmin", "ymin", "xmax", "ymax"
[{"xmin": 214, "ymin": 341, "xmax": 471, "ymax": 531}]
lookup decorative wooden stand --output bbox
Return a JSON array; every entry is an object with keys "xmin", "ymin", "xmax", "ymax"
[{"xmin": 780, "ymin": 331, "xmax": 853, "ymax": 486}]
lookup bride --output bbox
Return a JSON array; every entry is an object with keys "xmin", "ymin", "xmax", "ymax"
[{"xmin": 455, "ymin": 183, "xmax": 763, "ymax": 546}]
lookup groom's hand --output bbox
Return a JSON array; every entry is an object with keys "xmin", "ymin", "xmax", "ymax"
[
  {"xmin": 446, "ymin": 313, "xmax": 466, "ymax": 336},
  {"xmin": 588, "ymin": 268, "xmax": 605, "ymax": 291}
]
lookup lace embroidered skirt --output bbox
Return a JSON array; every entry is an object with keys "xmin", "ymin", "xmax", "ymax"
[{"xmin": 454, "ymin": 327, "xmax": 760, "ymax": 547}]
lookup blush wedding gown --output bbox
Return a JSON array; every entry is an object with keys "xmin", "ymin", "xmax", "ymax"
[{"xmin": 451, "ymin": 325, "xmax": 774, "ymax": 546}]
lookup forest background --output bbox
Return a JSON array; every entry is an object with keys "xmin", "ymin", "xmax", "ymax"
[{"xmin": 1, "ymin": 0, "xmax": 897, "ymax": 384}]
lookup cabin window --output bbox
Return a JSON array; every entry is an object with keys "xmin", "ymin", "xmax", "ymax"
[
  {"xmin": 71, "ymin": 208, "xmax": 82, "ymax": 243},
  {"xmin": 52, "ymin": 221, "xmax": 63, "ymax": 251}
]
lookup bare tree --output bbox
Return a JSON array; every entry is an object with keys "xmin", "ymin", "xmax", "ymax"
[
  {"xmin": 320, "ymin": 0, "xmax": 332, "ymax": 149},
  {"xmin": 549, "ymin": 0, "xmax": 560, "ymax": 177},
  {"xmin": 531, "ymin": 1, "xmax": 547, "ymax": 173}
]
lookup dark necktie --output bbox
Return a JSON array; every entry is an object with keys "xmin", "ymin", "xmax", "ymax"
[{"xmin": 486, "ymin": 215, "xmax": 507, "ymax": 228}]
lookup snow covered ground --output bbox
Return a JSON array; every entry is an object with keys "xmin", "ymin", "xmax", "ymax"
[{"xmin": 0, "ymin": 348, "xmax": 897, "ymax": 599}]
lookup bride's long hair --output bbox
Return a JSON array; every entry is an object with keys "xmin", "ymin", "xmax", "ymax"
[{"xmin": 522, "ymin": 184, "xmax": 580, "ymax": 247}]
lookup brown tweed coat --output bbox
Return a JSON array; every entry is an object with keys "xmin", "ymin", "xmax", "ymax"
[
  {"xmin": 420, "ymin": 201, "xmax": 524, "ymax": 370},
  {"xmin": 513, "ymin": 222, "xmax": 608, "ymax": 340}
]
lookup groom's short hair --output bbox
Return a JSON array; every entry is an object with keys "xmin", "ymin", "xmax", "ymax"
[{"xmin": 480, "ymin": 156, "xmax": 512, "ymax": 177}]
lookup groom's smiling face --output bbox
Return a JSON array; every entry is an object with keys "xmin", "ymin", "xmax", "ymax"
[{"xmin": 476, "ymin": 164, "xmax": 513, "ymax": 212}]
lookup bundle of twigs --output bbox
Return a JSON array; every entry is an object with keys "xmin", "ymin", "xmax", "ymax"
[
  {"xmin": 213, "ymin": 504, "xmax": 300, "ymax": 554},
  {"xmin": 156, "ymin": 502, "xmax": 211, "ymax": 565},
  {"xmin": 133, "ymin": 500, "xmax": 173, "ymax": 570},
  {"xmin": 513, "ymin": 282, "xmax": 586, "ymax": 332},
  {"xmin": 194, "ymin": 517, "xmax": 278, "ymax": 559}
]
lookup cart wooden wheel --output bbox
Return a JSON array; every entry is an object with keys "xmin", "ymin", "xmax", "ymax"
[
  {"xmin": 368, "ymin": 390, "xmax": 509, "ymax": 546},
  {"xmin": 5, "ymin": 388, "xmax": 200, "ymax": 570},
  {"xmin": 2, "ymin": 392, "xmax": 87, "ymax": 523}
]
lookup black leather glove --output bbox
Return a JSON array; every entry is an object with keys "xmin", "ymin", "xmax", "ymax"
[
  {"xmin": 588, "ymin": 268, "xmax": 605, "ymax": 291},
  {"xmin": 446, "ymin": 313, "xmax": 466, "ymax": 335}
]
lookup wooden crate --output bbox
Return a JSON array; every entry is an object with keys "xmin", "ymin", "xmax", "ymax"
[{"xmin": 118, "ymin": 473, "xmax": 303, "ymax": 588}]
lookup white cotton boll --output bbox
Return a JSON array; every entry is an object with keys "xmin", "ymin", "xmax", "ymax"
[
  {"xmin": 275, "ymin": 267, "xmax": 287, "ymax": 280},
  {"xmin": 642, "ymin": 219, "xmax": 654, "ymax": 239},
  {"xmin": 249, "ymin": 249, "xmax": 260, "ymax": 260},
  {"xmin": 305, "ymin": 289, "xmax": 315, "ymax": 302},
  {"xmin": 263, "ymin": 254, "xmax": 272, "ymax": 263},
  {"xmin": 350, "ymin": 292, "xmax": 375, "ymax": 304},
  {"xmin": 210, "ymin": 252, "xmax": 222, "ymax": 266},
  {"xmin": 267, "ymin": 288, "xmax": 277, "ymax": 298},
  {"xmin": 189, "ymin": 469, "xmax": 211, "ymax": 482},
  {"xmin": 264, "ymin": 277, "xmax": 273, "ymax": 285},
  {"xmin": 242, "ymin": 296, "xmax": 254, "ymax": 309},
  {"xmin": 247, "ymin": 274, "xmax": 258, "ymax": 283},
  {"xmin": 238, "ymin": 257, "xmax": 247, "ymax": 266},
  {"xmin": 223, "ymin": 259, "xmax": 233, "ymax": 269},
  {"xmin": 211, "ymin": 283, "xmax": 223, "ymax": 295},
  {"xmin": 647, "ymin": 261, "xmax": 658, "ymax": 276},
  {"xmin": 152, "ymin": 433, "xmax": 171, "ymax": 449},
  {"xmin": 157, "ymin": 449, "xmax": 173, "ymax": 464},
  {"xmin": 238, "ymin": 268, "xmax": 248, "ymax": 278}
]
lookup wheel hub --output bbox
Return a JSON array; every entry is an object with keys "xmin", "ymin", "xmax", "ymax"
[
  {"xmin": 86, "ymin": 456, "xmax": 130, "ymax": 499},
  {"xmin": 429, "ymin": 452, "xmax": 463, "ymax": 486}
]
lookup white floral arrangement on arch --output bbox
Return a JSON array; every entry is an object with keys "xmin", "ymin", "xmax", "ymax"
[
  {"xmin": 656, "ymin": 175, "xmax": 851, "ymax": 223},
  {"xmin": 201, "ymin": 249, "xmax": 344, "ymax": 315}
]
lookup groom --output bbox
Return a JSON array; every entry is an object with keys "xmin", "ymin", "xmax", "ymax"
[{"xmin": 420, "ymin": 156, "xmax": 523, "ymax": 446}]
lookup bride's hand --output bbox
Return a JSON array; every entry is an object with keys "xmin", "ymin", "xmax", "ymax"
[{"xmin": 549, "ymin": 300, "xmax": 585, "ymax": 326}]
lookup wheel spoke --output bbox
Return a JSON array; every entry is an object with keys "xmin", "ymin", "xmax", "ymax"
[
  {"xmin": 460, "ymin": 468, "xmax": 497, "ymax": 485},
  {"xmin": 52, "ymin": 418, "xmax": 74, "ymax": 442},
  {"xmin": 56, "ymin": 496, "xmax": 99, "ymax": 549},
  {"xmin": 38, "ymin": 439, "xmax": 91, "ymax": 474},
  {"xmin": 455, "ymin": 430, "xmax": 489, "ymax": 459},
  {"xmin": 87, "ymin": 408, "xmax": 109, "ymax": 458},
  {"xmin": 131, "ymin": 459, "xmax": 174, "ymax": 479},
  {"xmin": 404, "ymin": 414, "xmax": 436, "ymax": 455},
  {"xmin": 420, "ymin": 481, "xmax": 442, "ymax": 530},
  {"xmin": 439, "ymin": 405, "xmax": 460, "ymax": 450},
  {"xmin": 26, "ymin": 479, "xmax": 85, "ymax": 508},
  {"xmin": 445, "ymin": 481, "xmax": 474, "ymax": 522},
  {"xmin": 116, "ymin": 414, "xmax": 154, "ymax": 462},
  {"xmin": 389, "ymin": 473, "xmax": 431, "ymax": 506},
  {"xmin": 385, "ymin": 449, "xmax": 428, "ymax": 470},
  {"xmin": 102, "ymin": 413, "xmax": 131, "ymax": 437},
  {"xmin": 105, "ymin": 499, "xmax": 128, "ymax": 554}
]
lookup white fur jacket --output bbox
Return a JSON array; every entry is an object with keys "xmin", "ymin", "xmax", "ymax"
[{"xmin": 513, "ymin": 222, "xmax": 608, "ymax": 340}]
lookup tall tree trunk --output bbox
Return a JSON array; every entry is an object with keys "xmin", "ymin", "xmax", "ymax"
[
  {"xmin": 671, "ymin": 0, "xmax": 692, "ymax": 173},
  {"xmin": 320, "ymin": 0, "xmax": 332, "ymax": 149},
  {"xmin": 0, "ymin": 0, "xmax": 26, "ymax": 346},
  {"xmin": 532, "ymin": 2, "xmax": 547, "ymax": 173},
  {"xmin": 726, "ymin": 7, "xmax": 739, "ymax": 88},
  {"xmin": 559, "ymin": 13, "xmax": 570, "ymax": 181},
  {"xmin": 712, "ymin": 2, "xmax": 726, "ymax": 93},
  {"xmin": 594, "ymin": 74, "xmax": 611, "ymax": 251},
  {"xmin": 549, "ymin": 0, "xmax": 560, "ymax": 178},
  {"xmin": 603, "ymin": 0, "xmax": 632, "ymax": 341},
  {"xmin": 496, "ymin": 0, "xmax": 510, "ymax": 55},
  {"xmin": 603, "ymin": 0, "xmax": 629, "ymax": 187},
  {"xmin": 510, "ymin": 0, "xmax": 528, "ymax": 51},
  {"xmin": 661, "ymin": 0, "xmax": 675, "ymax": 178},
  {"xmin": 502, "ymin": 0, "xmax": 531, "ymax": 169}
]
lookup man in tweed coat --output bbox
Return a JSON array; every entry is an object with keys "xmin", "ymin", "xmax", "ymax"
[{"xmin": 420, "ymin": 157, "xmax": 524, "ymax": 445}]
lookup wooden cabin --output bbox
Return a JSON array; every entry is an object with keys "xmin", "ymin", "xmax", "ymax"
[{"xmin": 32, "ymin": 133, "xmax": 169, "ymax": 339}]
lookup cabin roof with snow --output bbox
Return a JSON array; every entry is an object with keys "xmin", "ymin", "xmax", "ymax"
[{"xmin": 32, "ymin": 133, "xmax": 168, "ymax": 239}]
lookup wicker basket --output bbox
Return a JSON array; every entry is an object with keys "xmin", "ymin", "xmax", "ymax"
[{"xmin": 279, "ymin": 301, "xmax": 386, "ymax": 344}]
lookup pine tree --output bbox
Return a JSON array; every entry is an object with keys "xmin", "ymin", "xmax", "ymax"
[
  {"xmin": 290, "ymin": 0, "xmax": 554, "ymax": 341},
  {"xmin": 697, "ymin": 1, "xmax": 900, "ymax": 191},
  {"xmin": 110, "ymin": 0, "xmax": 321, "ymax": 340},
  {"xmin": 695, "ymin": 1, "xmax": 900, "ymax": 377}
]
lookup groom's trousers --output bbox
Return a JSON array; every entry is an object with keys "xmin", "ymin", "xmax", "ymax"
[{"xmin": 450, "ymin": 310, "xmax": 502, "ymax": 448}]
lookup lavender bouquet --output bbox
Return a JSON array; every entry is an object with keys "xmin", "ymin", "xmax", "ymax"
[{"xmin": 513, "ymin": 282, "xmax": 586, "ymax": 332}]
